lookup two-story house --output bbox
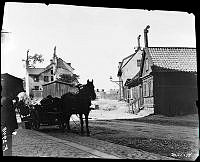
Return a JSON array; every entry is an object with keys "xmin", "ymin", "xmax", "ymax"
[
  {"xmin": 25, "ymin": 47, "xmax": 79, "ymax": 98},
  {"xmin": 117, "ymin": 35, "xmax": 143, "ymax": 106}
]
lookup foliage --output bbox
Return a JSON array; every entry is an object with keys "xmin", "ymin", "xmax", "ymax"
[
  {"xmin": 28, "ymin": 53, "xmax": 44, "ymax": 68},
  {"xmin": 58, "ymin": 73, "xmax": 79, "ymax": 83}
]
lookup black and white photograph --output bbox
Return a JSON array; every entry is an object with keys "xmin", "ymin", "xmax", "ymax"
[{"xmin": 1, "ymin": 2, "xmax": 199, "ymax": 160}]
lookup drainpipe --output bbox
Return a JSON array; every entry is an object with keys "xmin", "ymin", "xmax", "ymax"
[
  {"xmin": 144, "ymin": 25, "xmax": 150, "ymax": 47},
  {"xmin": 137, "ymin": 35, "xmax": 141, "ymax": 50}
]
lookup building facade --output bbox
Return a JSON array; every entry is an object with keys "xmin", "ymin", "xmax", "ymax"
[
  {"xmin": 140, "ymin": 47, "xmax": 197, "ymax": 116},
  {"xmin": 117, "ymin": 49, "xmax": 143, "ymax": 101},
  {"xmin": 25, "ymin": 47, "xmax": 79, "ymax": 98}
]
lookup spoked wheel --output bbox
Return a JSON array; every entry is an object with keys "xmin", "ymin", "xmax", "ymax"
[
  {"xmin": 59, "ymin": 122, "xmax": 66, "ymax": 131},
  {"xmin": 32, "ymin": 119, "xmax": 40, "ymax": 130}
]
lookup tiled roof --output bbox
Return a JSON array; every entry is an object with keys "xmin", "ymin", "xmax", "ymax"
[
  {"xmin": 145, "ymin": 47, "xmax": 197, "ymax": 72},
  {"xmin": 27, "ymin": 68, "xmax": 45, "ymax": 75}
]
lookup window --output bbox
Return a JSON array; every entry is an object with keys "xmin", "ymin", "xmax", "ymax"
[
  {"xmin": 51, "ymin": 76, "xmax": 54, "ymax": 81},
  {"xmin": 146, "ymin": 58, "xmax": 149, "ymax": 71},
  {"xmin": 148, "ymin": 80, "xmax": 153, "ymax": 96},
  {"xmin": 137, "ymin": 59, "xmax": 141, "ymax": 67},
  {"xmin": 34, "ymin": 86, "xmax": 39, "ymax": 90},
  {"xmin": 51, "ymin": 69, "xmax": 53, "ymax": 75},
  {"xmin": 143, "ymin": 83, "xmax": 147, "ymax": 97},
  {"xmin": 44, "ymin": 76, "xmax": 49, "ymax": 82},
  {"xmin": 33, "ymin": 76, "xmax": 39, "ymax": 82}
]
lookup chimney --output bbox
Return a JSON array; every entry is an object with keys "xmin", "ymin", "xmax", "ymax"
[
  {"xmin": 53, "ymin": 46, "xmax": 57, "ymax": 58},
  {"xmin": 118, "ymin": 62, "xmax": 122, "ymax": 69},
  {"xmin": 144, "ymin": 25, "xmax": 150, "ymax": 47},
  {"xmin": 26, "ymin": 49, "xmax": 30, "ymax": 69},
  {"xmin": 137, "ymin": 35, "xmax": 141, "ymax": 50},
  {"xmin": 50, "ymin": 59, "xmax": 53, "ymax": 64}
]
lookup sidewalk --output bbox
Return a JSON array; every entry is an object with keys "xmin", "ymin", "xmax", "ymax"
[
  {"xmin": 12, "ymin": 127, "xmax": 119, "ymax": 158},
  {"xmin": 11, "ymin": 127, "xmax": 175, "ymax": 159}
]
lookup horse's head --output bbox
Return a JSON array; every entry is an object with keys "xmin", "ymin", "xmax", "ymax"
[{"xmin": 86, "ymin": 79, "xmax": 96, "ymax": 100}]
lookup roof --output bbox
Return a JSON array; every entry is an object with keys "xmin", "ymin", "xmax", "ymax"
[
  {"xmin": 38, "ymin": 57, "xmax": 74, "ymax": 74},
  {"xmin": 125, "ymin": 71, "xmax": 141, "ymax": 87},
  {"xmin": 57, "ymin": 58, "xmax": 74, "ymax": 71},
  {"xmin": 42, "ymin": 80, "xmax": 74, "ymax": 87},
  {"xmin": 117, "ymin": 48, "xmax": 142, "ymax": 76},
  {"xmin": 144, "ymin": 47, "xmax": 197, "ymax": 72},
  {"xmin": 27, "ymin": 68, "xmax": 45, "ymax": 75},
  {"xmin": 1, "ymin": 73, "xmax": 23, "ymax": 81}
]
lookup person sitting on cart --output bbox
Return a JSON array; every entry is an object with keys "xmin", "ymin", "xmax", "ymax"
[{"xmin": 16, "ymin": 98, "xmax": 30, "ymax": 120}]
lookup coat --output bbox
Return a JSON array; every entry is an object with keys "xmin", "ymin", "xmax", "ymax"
[{"xmin": 1, "ymin": 97, "xmax": 18, "ymax": 134}]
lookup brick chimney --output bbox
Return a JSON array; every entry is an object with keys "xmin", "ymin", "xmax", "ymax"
[{"xmin": 144, "ymin": 25, "xmax": 150, "ymax": 47}]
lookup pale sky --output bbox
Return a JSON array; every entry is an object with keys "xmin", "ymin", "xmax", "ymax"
[{"xmin": 1, "ymin": 2, "xmax": 196, "ymax": 91}]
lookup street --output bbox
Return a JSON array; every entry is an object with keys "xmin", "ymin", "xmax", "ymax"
[{"xmin": 10, "ymin": 99, "xmax": 199, "ymax": 160}]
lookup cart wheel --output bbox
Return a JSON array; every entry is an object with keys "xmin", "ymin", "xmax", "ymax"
[
  {"xmin": 59, "ymin": 122, "xmax": 66, "ymax": 130},
  {"xmin": 33, "ymin": 120, "xmax": 40, "ymax": 130},
  {"xmin": 25, "ymin": 121, "xmax": 32, "ymax": 129}
]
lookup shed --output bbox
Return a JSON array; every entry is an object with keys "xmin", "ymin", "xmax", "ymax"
[
  {"xmin": 1, "ymin": 73, "xmax": 25, "ymax": 98},
  {"xmin": 42, "ymin": 80, "xmax": 78, "ymax": 98}
]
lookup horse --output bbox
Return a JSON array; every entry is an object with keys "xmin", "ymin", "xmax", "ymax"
[{"xmin": 61, "ymin": 79, "xmax": 96, "ymax": 136}]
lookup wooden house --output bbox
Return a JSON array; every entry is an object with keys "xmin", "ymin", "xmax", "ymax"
[
  {"xmin": 117, "ymin": 35, "xmax": 143, "ymax": 102},
  {"xmin": 25, "ymin": 46, "xmax": 79, "ymax": 98},
  {"xmin": 140, "ymin": 47, "xmax": 197, "ymax": 116}
]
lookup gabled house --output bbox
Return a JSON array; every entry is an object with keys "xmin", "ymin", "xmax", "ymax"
[
  {"xmin": 118, "ymin": 25, "xmax": 197, "ymax": 116},
  {"xmin": 117, "ymin": 35, "xmax": 143, "ymax": 102},
  {"xmin": 25, "ymin": 47, "xmax": 79, "ymax": 98},
  {"xmin": 140, "ymin": 47, "xmax": 197, "ymax": 116}
]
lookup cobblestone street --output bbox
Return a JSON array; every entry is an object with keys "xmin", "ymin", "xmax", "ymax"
[{"xmin": 11, "ymin": 126, "xmax": 175, "ymax": 159}]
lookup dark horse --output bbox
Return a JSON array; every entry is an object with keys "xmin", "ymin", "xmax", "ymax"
[{"xmin": 61, "ymin": 79, "xmax": 96, "ymax": 136}]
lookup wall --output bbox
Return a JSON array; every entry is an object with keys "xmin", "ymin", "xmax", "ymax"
[
  {"xmin": 121, "ymin": 50, "xmax": 143, "ymax": 85},
  {"xmin": 142, "ymin": 75, "xmax": 154, "ymax": 109},
  {"xmin": 153, "ymin": 72, "xmax": 198, "ymax": 116},
  {"xmin": 42, "ymin": 81, "xmax": 78, "ymax": 98}
]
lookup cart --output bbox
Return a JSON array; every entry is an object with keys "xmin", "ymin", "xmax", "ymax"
[{"xmin": 30, "ymin": 103, "xmax": 66, "ymax": 130}]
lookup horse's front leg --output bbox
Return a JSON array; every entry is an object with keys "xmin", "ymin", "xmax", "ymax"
[
  {"xmin": 85, "ymin": 113, "xmax": 90, "ymax": 136},
  {"xmin": 66, "ymin": 113, "xmax": 71, "ymax": 131},
  {"xmin": 79, "ymin": 113, "xmax": 84, "ymax": 135}
]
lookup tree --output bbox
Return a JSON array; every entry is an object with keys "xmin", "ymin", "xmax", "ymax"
[
  {"xmin": 58, "ymin": 73, "xmax": 79, "ymax": 84},
  {"xmin": 28, "ymin": 53, "xmax": 44, "ymax": 68},
  {"xmin": 22, "ymin": 50, "xmax": 44, "ymax": 68}
]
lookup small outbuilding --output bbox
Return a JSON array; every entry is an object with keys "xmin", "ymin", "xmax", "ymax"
[
  {"xmin": 42, "ymin": 80, "xmax": 78, "ymax": 98},
  {"xmin": 1, "ymin": 73, "xmax": 25, "ymax": 98}
]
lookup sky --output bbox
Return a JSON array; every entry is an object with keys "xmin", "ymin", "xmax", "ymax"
[{"xmin": 1, "ymin": 2, "xmax": 196, "ymax": 91}]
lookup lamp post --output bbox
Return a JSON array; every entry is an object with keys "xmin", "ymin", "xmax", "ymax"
[{"xmin": 109, "ymin": 76, "xmax": 123, "ymax": 100}]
